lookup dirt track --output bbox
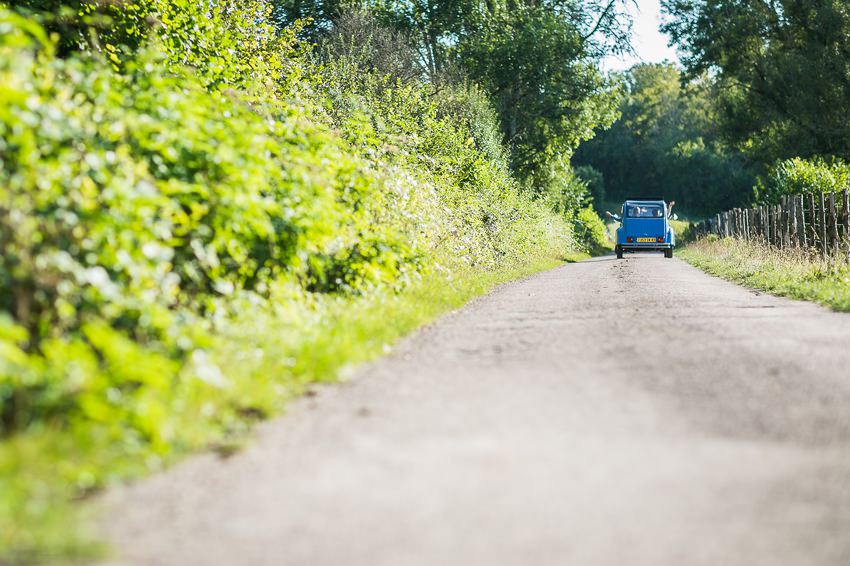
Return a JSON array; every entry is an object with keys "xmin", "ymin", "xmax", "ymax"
[{"xmin": 101, "ymin": 255, "xmax": 850, "ymax": 566}]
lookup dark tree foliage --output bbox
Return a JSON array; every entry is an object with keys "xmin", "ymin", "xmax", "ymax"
[
  {"xmin": 6, "ymin": 0, "xmax": 154, "ymax": 56},
  {"xmin": 271, "ymin": 0, "xmax": 350, "ymax": 42},
  {"xmin": 662, "ymin": 0, "xmax": 850, "ymax": 162},
  {"xmin": 574, "ymin": 63, "xmax": 756, "ymax": 215},
  {"xmin": 320, "ymin": 9, "xmax": 424, "ymax": 82}
]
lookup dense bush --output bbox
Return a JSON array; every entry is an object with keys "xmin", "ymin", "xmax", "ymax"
[
  {"xmin": 573, "ymin": 206, "xmax": 610, "ymax": 253},
  {"xmin": 10, "ymin": 0, "xmax": 294, "ymax": 90},
  {"xmin": 1, "ymin": 14, "xmax": 404, "ymax": 436},
  {"xmin": 754, "ymin": 157, "xmax": 850, "ymax": 204},
  {"xmin": 0, "ymin": 0, "xmax": 574, "ymax": 431},
  {"xmin": 0, "ymin": 11, "xmax": 575, "ymax": 556},
  {"xmin": 0, "ymin": 4, "xmax": 583, "ymax": 558}
]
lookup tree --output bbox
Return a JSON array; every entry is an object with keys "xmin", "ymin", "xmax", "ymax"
[
  {"xmin": 272, "ymin": 0, "xmax": 630, "ymax": 187},
  {"xmin": 573, "ymin": 63, "xmax": 755, "ymax": 214},
  {"xmin": 458, "ymin": 5, "xmax": 621, "ymax": 178},
  {"xmin": 271, "ymin": 0, "xmax": 353, "ymax": 42},
  {"xmin": 662, "ymin": 0, "xmax": 850, "ymax": 162},
  {"xmin": 7, "ymin": 0, "xmax": 155, "ymax": 56}
]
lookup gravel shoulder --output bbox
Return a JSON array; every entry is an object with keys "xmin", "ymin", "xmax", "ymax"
[{"xmin": 100, "ymin": 255, "xmax": 850, "ymax": 566}]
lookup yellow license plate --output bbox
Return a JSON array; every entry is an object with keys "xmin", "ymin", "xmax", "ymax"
[{"xmin": 636, "ymin": 237, "xmax": 656, "ymax": 243}]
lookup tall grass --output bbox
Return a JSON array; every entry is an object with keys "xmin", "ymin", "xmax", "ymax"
[{"xmin": 681, "ymin": 237, "xmax": 850, "ymax": 311}]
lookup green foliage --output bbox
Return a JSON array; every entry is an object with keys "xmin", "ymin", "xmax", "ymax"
[
  {"xmin": 662, "ymin": 0, "xmax": 850, "ymax": 163},
  {"xmin": 574, "ymin": 63, "xmax": 756, "ymax": 215},
  {"xmin": 574, "ymin": 206, "xmax": 610, "ymax": 253},
  {"xmin": 533, "ymin": 161, "xmax": 590, "ymax": 214},
  {"xmin": 272, "ymin": 0, "xmax": 628, "ymax": 197},
  {"xmin": 458, "ymin": 5, "xmax": 621, "ymax": 177},
  {"xmin": 755, "ymin": 158, "xmax": 850, "ymax": 204},
  {"xmin": 0, "ymin": 5, "xmax": 577, "ymax": 560},
  {"xmin": 574, "ymin": 165, "xmax": 605, "ymax": 208},
  {"xmin": 8, "ymin": 0, "xmax": 299, "ymax": 91},
  {"xmin": 271, "ymin": 0, "xmax": 344, "ymax": 41}
]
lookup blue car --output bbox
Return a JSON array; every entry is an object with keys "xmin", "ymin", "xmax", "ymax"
[{"xmin": 607, "ymin": 199, "xmax": 676, "ymax": 259}]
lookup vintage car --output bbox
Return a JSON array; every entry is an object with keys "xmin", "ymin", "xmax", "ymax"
[{"xmin": 607, "ymin": 199, "xmax": 676, "ymax": 259}]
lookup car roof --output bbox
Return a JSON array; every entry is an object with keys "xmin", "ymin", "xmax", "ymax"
[{"xmin": 624, "ymin": 199, "xmax": 666, "ymax": 205}]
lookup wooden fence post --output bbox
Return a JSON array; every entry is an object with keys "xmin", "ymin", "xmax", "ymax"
[
  {"xmin": 782, "ymin": 197, "xmax": 791, "ymax": 247},
  {"xmin": 767, "ymin": 204, "xmax": 779, "ymax": 246},
  {"xmin": 766, "ymin": 206, "xmax": 772, "ymax": 246},
  {"xmin": 762, "ymin": 206, "xmax": 768, "ymax": 242},
  {"xmin": 827, "ymin": 192, "xmax": 839, "ymax": 251},
  {"xmin": 754, "ymin": 207, "xmax": 759, "ymax": 242},
  {"xmin": 797, "ymin": 194, "xmax": 807, "ymax": 248},
  {"xmin": 778, "ymin": 197, "xmax": 785, "ymax": 248},
  {"xmin": 763, "ymin": 206, "xmax": 771, "ymax": 244},
  {"xmin": 842, "ymin": 189, "xmax": 850, "ymax": 245},
  {"xmin": 819, "ymin": 192, "xmax": 828, "ymax": 254},
  {"xmin": 768, "ymin": 204, "xmax": 779, "ymax": 246},
  {"xmin": 807, "ymin": 193, "xmax": 817, "ymax": 248},
  {"xmin": 751, "ymin": 208, "xmax": 757, "ymax": 240},
  {"xmin": 785, "ymin": 199, "xmax": 792, "ymax": 246},
  {"xmin": 753, "ymin": 207, "xmax": 759, "ymax": 240},
  {"xmin": 789, "ymin": 196, "xmax": 798, "ymax": 246}
]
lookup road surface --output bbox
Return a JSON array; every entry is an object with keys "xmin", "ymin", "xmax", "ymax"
[{"xmin": 101, "ymin": 255, "xmax": 850, "ymax": 566}]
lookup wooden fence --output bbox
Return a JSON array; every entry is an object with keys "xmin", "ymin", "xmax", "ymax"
[{"xmin": 690, "ymin": 190, "xmax": 850, "ymax": 254}]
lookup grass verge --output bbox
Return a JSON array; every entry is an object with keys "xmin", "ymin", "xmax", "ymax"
[
  {"xmin": 680, "ymin": 237, "xmax": 850, "ymax": 311},
  {"xmin": 1, "ymin": 255, "xmax": 567, "ymax": 565}
]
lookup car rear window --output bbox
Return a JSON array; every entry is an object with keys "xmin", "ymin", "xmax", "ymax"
[{"xmin": 626, "ymin": 205, "xmax": 663, "ymax": 218}]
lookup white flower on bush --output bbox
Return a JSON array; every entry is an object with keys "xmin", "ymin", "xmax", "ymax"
[
  {"xmin": 142, "ymin": 241, "xmax": 174, "ymax": 262},
  {"xmin": 160, "ymin": 272, "xmax": 181, "ymax": 298},
  {"xmin": 190, "ymin": 350, "xmax": 230, "ymax": 388},
  {"xmin": 82, "ymin": 266, "xmax": 119, "ymax": 299},
  {"xmin": 190, "ymin": 238, "xmax": 220, "ymax": 269},
  {"xmin": 213, "ymin": 279, "xmax": 235, "ymax": 296}
]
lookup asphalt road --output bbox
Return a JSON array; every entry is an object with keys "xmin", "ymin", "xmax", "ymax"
[{"xmin": 101, "ymin": 254, "xmax": 850, "ymax": 566}]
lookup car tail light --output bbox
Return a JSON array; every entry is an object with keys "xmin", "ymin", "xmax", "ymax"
[
  {"xmin": 627, "ymin": 237, "xmax": 633, "ymax": 243},
  {"xmin": 657, "ymin": 236, "xmax": 664, "ymax": 242}
]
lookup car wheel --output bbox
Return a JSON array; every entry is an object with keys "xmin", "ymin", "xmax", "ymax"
[
  {"xmin": 664, "ymin": 248, "xmax": 673, "ymax": 259},
  {"xmin": 615, "ymin": 245, "xmax": 623, "ymax": 259}
]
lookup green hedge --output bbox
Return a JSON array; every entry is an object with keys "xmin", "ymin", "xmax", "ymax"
[
  {"xmin": 755, "ymin": 157, "xmax": 850, "ymax": 204},
  {"xmin": 0, "ymin": 6, "xmax": 574, "ymax": 560}
]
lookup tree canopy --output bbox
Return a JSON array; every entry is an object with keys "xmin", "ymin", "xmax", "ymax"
[
  {"xmin": 662, "ymin": 0, "xmax": 850, "ymax": 163},
  {"xmin": 272, "ymin": 0, "xmax": 631, "ymax": 186},
  {"xmin": 574, "ymin": 63, "xmax": 756, "ymax": 214}
]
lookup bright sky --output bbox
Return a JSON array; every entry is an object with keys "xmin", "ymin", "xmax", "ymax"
[{"xmin": 601, "ymin": 0, "xmax": 679, "ymax": 71}]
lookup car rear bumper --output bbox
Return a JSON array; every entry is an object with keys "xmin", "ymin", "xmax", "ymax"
[{"xmin": 619, "ymin": 243, "xmax": 673, "ymax": 251}]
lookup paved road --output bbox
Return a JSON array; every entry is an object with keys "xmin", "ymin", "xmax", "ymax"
[{"xmin": 101, "ymin": 255, "xmax": 850, "ymax": 566}]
